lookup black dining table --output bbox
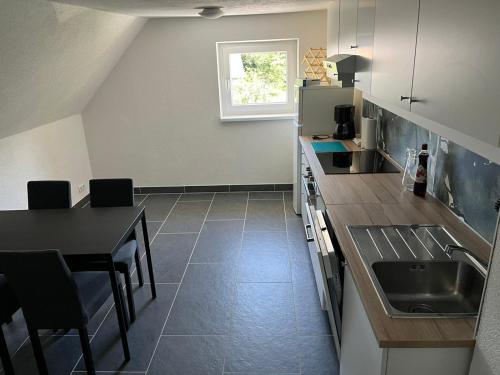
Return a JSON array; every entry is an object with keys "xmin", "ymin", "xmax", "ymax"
[{"xmin": 0, "ymin": 205, "xmax": 156, "ymax": 361}]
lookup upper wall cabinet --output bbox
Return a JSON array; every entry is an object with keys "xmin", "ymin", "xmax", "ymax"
[
  {"xmin": 338, "ymin": 0, "xmax": 359, "ymax": 54},
  {"xmin": 411, "ymin": 0, "xmax": 500, "ymax": 147},
  {"xmin": 327, "ymin": 1, "xmax": 340, "ymax": 56},
  {"xmin": 354, "ymin": 0, "xmax": 376, "ymax": 93},
  {"xmin": 371, "ymin": 0, "xmax": 419, "ymax": 111}
]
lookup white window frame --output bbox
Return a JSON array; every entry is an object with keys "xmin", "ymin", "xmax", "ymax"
[{"xmin": 216, "ymin": 38, "xmax": 299, "ymax": 121}]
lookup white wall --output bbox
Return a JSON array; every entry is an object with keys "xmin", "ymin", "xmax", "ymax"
[
  {"xmin": 0, "ymin": 114, "xmax": 93, "ymax": 209},
  {"xmin": 0, "ymin": 0, "xmax": 146, "ymax": 139},
  {"xmin": 82, "ymin": 11, "xmax": 327, "ymax": 187},
  {"xmin": 470, "ymin": 215, "xmax": 500, "ymax": 375}
]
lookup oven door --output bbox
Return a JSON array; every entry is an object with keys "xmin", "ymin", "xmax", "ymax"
[{"xmin": 312, "ymin": 208, "xmax": 343, "ymax": 357}]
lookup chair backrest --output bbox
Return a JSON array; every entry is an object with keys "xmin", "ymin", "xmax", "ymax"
[
  {"xmin": 27, "ymin": 180, "xmax": 71, "ymax": 210},
  {"xmin": 89, "ymin": 178, "xmax": 134, "ymax": 208},
  {"xmin": 0, "ymin": 275, "xmax": 19, "ymax": 324},
  {"xmin": 0, "ymin": 250, "xmax": 87, "ymax": 329}
]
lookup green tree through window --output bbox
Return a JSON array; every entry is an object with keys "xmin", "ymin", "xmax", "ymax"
[{"xmin": 230, "ymin": 51, "xmax": 288, "ymax": 105}]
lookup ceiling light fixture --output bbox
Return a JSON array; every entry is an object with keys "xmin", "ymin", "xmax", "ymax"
[{"xmin": 197, "ymin": 6, "xmax": 224, "ymax": 19}]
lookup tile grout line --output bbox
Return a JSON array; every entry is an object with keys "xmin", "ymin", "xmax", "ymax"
[
  {"xmin": 133, "ymin": 193, "xmax": 180, "ymax": 271},
  {"xmin": 131, "ymin": 282, "xmax": 179, "ymax": 285},
  {"xmin": 134, "ymin": 193, "xmax": 149, "ymax": 206},
  {"xmin": 144, "ymin": 192, "xmax": 216, "ymax": 374},
  {"xmin": 156, "ymin": 231, "xmax": 200, "ymax": 235},
  {"xmin": 4, "ymin": 334, "xmax": 30, "ymax": 366},
  {"xmin": 205, "ymin": 218, "xmax": 245, "ymax": 222},
  {"xmin": 73, "ymin": 372, "xmax": 145, "ymax": 374},
  {"xmin": 128, "ymin": 191, "xmax": 181, "ymax": 284},
  {"xmin": 177, "ymin": 200, "xmax": 214, "ymax": 202},
  {"xmin": 157, "ymin": 333, "xmax": 333, "ymax": 337},
  {"xmin": 137, "ymin": 191, "xmax": 291, "ymax": 196},
  {"xmin": 136, "ymin": 192, "xmax": 182, "ymax": 196},
  {"xmin": 154, "ymin": 200, "xmax": 213, "ymax": 234},
  {"xmin": 159, "ymin": 334, "xmax": 228, "ymax": 337},
  {"xmin": 221, "ymin": 191, "xmax": 249, "ymax": 375},
  {"xmin": 247, "ymin": 199, "xmax": 284, "ymax": 200},
  {"xmin": 241, "ymin": 229, "xmax": 288, "ymax": 232}
]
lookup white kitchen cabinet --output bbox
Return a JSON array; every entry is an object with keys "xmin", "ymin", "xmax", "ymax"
[
  {"xmin": 340, "ymin": 266, "xmax": 385, "ymax": 375},
  {"xmin": 354, "ymin": 0, "xmax": 376, "ymax": 93},
  {"xmin": 340, "ymin": 265, "xmax": 473, "ymax": 375},
  {"xmin": 327, "ymin": 1, "xmax": 340, "ymax": 56},
  {"xmin": 370, "ymin": 0, "xmax": 419, "ymax": 110},
  {"xmin": 338, "ymin": 0, "xmax": 359, "ymax": 55},
  {"xmin": 410, "ymin": 0, "xmax": 500, "ymax": 148}
]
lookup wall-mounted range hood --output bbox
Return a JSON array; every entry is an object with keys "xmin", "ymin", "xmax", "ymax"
[{"xmin": 323, "ymin": 54, "xmax": 356, "ymax": 87}]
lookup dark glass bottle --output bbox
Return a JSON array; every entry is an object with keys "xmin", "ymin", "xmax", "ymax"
[{"xmin": 413, "ymin": 144, "xmax": 429, "ymax": 197}]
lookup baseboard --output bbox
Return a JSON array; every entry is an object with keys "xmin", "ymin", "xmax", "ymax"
[
  {"xmin": 73, "ymin": 194, "xmax": 90, "ymax": 208},
  {"xmin": 134, "ymin": 184, "xmax": 292, "ymax": 194}
]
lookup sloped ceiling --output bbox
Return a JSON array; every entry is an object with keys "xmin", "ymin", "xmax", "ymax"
[
  {"xmin": 0, "ymin": 0, "xmax": 146, "ymax": 139},
  {"xmin": 51, "ymin": 0, "xmax": 330, "ymax": 17}
]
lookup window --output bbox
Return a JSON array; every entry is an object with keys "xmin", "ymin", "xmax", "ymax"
[{"xmin": 216, "ymin": 39, "xmax": 298, "ymax": 120}]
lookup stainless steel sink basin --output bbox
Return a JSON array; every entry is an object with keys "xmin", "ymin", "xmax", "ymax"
[
  {"xmin": 347, "ymin": 224, "xmax": 487, "ymax": 317},
  {"xmin": 372, "ymin": 261, "xmax": 485, "ymax": 316}
]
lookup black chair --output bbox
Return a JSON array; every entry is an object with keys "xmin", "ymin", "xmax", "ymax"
[
  {"xmin": 0, "ymin": 276, "xmax": 20, "ymax": 375},
  {"xmin": 27, "ymin": 181, "xmax": 71, "ymax": 209},
  {"xmin": 0, "ymin": 250, "xmax": 127, "ymax": 375},
  {"xmin": 89, "ymin": 178, "xmax": 144, "ymax": 323}
]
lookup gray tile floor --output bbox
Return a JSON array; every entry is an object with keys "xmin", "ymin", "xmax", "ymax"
[{"xmin": 1, "ymin": 191, "xmax": 338, "ymax": 375}]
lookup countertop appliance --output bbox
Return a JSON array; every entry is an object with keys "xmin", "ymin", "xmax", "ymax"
[
  {"xmin": 317, "ymin": 150, "xmax": 400, "ymax": 175},
  {"xmin": 333, "ymin": 104, "xmax": 355, "ymax": 140},
  {"xmin": 293, "ymin": 85, "xmax": 354, "ymax": 214},
  {"xmin": 301, "ymin": 156, "xmax": 344, "ymax": 357}
]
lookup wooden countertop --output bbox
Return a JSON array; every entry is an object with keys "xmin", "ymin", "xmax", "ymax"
[{"xmin": 300, "ymin": 136, "xmax": 492, "ymax": 348}]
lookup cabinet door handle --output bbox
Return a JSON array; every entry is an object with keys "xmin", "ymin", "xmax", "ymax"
[
  {"xmin": 304, "ymin": 224, "xmax": 314, "ymax": 242},
  {"xmin": 350, "ymin": 45, "xmax": 358, "ymax": 49},
  {"xmin": 401, "ymin": 96, "xmax": 421, "ymax": 103}
]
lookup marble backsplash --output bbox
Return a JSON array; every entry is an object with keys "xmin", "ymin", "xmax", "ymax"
[{"xmin": 363, "ymin": 100, "xmax": 500, "ymax": 244}]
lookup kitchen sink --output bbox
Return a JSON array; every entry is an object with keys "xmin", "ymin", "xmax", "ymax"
[
  {"xmin": 347, "ymin": 224, "xmax": 487, "ymax": 317},
  {"xmin": 372, "ymin": 261, "xmax": 485, "ymax": 316}
]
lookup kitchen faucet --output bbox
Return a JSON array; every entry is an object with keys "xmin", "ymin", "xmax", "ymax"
[{"xmin": 444, "ymin": 244, "xmax": 488, "ymax": 274}]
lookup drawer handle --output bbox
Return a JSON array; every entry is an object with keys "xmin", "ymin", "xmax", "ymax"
[
  {"xmin": 350, "ymin": 45, "xmax": 358, "ymax": 49},
  {"xmin": 400, "ymin": 96, "xmax": 410, "ymax": 102},
  {"xmin": 304, "ymin": 224, "xmax": 314, "ymax": 242}
]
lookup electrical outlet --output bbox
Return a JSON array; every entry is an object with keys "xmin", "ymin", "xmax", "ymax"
[{"xmin": 77, "ymin": 184, "xmax": 85, "ymax": 194}]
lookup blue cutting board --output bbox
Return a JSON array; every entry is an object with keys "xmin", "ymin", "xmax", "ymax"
[{"xmin": 311, "ymin": 141, "xmax": 348, "ymax": 153}]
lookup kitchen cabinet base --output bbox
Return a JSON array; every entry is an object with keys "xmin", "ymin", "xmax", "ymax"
[{"xmin": 340, "ymin": 266, "xmax": 473, "ymax": 375}]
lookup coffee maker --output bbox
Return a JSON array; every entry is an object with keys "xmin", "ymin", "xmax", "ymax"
[{"xmin": 333, "ymin": 104, "xmax": 355, "ymax": 140}]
